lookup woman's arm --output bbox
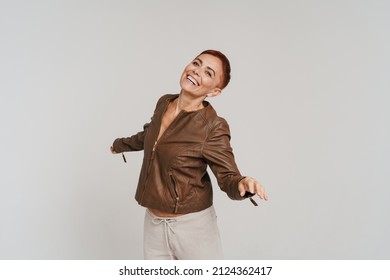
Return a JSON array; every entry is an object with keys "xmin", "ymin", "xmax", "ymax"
[
  {"xmin": 111, "ymin": 122, "xmax": 150, "ymax": 153},
  {"xmin": 202, "ymin": 118, "xmax": 268, "ymax": 203},
  {"xmin": 110, "ymin": 94, "xmax": 169, "ymax": 154}
]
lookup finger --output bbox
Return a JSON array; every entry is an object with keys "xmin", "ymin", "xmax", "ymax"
[
  {"xmin": 246, "ymin": 185, "xmax": 255, "ymax": 195},
  {"xmin": 238, "ymin": 183, "xmax": 246, "ymax": 197},
  {"xmin": 245, "ymin": 178, "xmax": 256, "ymax": 194},
  {"xmin": 254, "ymin": 181, "xmax": 264, "ymax": 198},
  {"xmin": 245, "ymin": 178, "xmax": 258, "ymax": 194},
  {"xmin": 258, "ymin": 187, "xmax": 268, "ymax": 201},
  {"xmin": 254, "ymin": 181, "xmax": 268, "ymax": 201},
  {"xmin": 263, "ymin": 190, "xmax": 269, "ymax": 201},
  {"xmin": 239, "ymin": 179, "xmax": 253, "ymax": 196}
]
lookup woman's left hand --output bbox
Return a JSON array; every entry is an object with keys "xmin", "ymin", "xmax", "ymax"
[{"xmin": 238, "ymin": 176, "xmax": 268, "ymax": 201}]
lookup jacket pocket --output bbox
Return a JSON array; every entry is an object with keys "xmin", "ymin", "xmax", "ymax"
[{"xmin": 169, "ymin": 172, "xmax": 180, "ymax": 213}]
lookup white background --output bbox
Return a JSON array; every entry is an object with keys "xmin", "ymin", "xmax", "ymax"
[{"xmin": 1, "ymin": 0, "xmax": 389, "ymax": 259}]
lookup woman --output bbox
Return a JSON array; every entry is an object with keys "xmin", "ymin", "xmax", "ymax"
[{"xmin": 110, "ymin": 50, "xmax": 268, "ymax": 259}]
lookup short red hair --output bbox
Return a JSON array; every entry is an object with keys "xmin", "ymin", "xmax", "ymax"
[{"xmin": 199, "ymin": 50, "xmax": 231, "ymax": 89}]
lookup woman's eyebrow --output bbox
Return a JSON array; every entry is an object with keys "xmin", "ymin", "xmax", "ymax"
[
  {"xmin": 196, "ymin": 58, "xmax": 215, "ymax": 76},
  {"xmin": 195, "ymin": 57, "xmax": 202, "ymax": 64},
  {"xmin": 206, "ymin": 66, "xmax": 216, "ymax": 76}
]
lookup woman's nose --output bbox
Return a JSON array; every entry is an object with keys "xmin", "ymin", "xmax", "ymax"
[{"xmin": 192, "ymin": 68, "xmax": 200, "ymax": 76}]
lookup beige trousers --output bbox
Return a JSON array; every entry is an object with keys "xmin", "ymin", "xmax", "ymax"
[{"xmin": 143, "ymin": 205, "xmax": 223, "ymax": 260}]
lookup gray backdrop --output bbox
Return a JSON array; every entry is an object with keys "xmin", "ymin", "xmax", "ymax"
[{"xmin": 1, "ymin": 0, "xmax": 389, "ymax": 259}]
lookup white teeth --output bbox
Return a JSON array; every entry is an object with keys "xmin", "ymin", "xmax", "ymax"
[{"xmin": 187, "ymin": 75, "xmax": 197, "ymax": 86}]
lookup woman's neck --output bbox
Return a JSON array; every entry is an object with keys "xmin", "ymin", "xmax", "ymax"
[{"xmin": 175, "ymin": 91, "xmax": 205, "ymax": 113}]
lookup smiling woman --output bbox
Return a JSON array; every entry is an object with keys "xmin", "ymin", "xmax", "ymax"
[{"xmin": 110, "ymin": 50, "xmax": 268, "ymax": 260}]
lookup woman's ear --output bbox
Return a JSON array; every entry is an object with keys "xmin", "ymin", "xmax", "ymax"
[{"xmin": 207, "ymin": 88, "xmax": 222, "ymax": 98}]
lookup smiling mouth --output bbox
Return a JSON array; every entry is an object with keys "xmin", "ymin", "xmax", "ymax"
[{"xmin": 186, "ymin": 75, "xmax": 198, "ymax": 86}]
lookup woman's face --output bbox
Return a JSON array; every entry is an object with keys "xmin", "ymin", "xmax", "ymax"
[{"xmin": 179, "ymin": 53, "xmax": 223, "ymax": 98}]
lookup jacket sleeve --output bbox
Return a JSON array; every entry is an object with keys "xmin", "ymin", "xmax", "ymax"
[
  {"xmin": 112, "ymin": 122, "xmax": 150, "ymax": 153},
  {"xmin": 201, "ymin": 118, "xmax": 247, "ymax": 200},
  {"xmin": 112, "ymin": 94, "xmax": 167, "ymax": 153}
]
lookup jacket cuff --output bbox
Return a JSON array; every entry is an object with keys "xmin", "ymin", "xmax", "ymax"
[{"xmin": 112, "ymin": 138, "xmax": 125, "ymax": 153}]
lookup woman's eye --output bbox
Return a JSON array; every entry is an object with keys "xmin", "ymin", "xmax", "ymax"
[
  {"xmin": 192, "ymin": 61, "xmax": 199, "ymax": 66},
  {"xmin": 206, "ymin": 71, "xmax": 212, "ymax": 77}
]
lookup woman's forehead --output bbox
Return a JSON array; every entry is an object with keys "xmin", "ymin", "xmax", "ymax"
[{"xmin": 194, "ymin": 54, "xmax": 223, "ymax": 72}]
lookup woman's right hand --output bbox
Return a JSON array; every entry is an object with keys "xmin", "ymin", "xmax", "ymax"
[
  {"xmin": 238, "ymin": 176, "xmax": 268, "ymax": 201},
  {"xmin": 110, "ymin": 146, "xmax": 117, "ymax": 154}
]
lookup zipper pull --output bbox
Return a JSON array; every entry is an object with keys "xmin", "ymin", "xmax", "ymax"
[
  {"xmin": 122, "ymin": 153, "xmax": 127, "ymax": 163},
  {"xmin": 151, "ymin": 141, "xmax": 157, "ymax": 160},
  {"xmin": 152, "ymin": 141, "xmax": 157, "ymax": 151},
  {"xmin": 174, "ymin": 199, "xmax": 179, "ymax": 213}
]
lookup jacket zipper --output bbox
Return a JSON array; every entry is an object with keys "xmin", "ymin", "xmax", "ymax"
[
  {"xmin": 169, "ymin": 172, "xmax": 180, "ymax": 213},
  {"xmin": 139, "ymin": 140, "xmax": 157, "ymax": 203},
  {"xmin": 154, "ymin": 110, "xmax": 185, "ymax": 213},
  {"xmin": 141, "ymin": 101, "xmax": 184, "ymax": 209}
]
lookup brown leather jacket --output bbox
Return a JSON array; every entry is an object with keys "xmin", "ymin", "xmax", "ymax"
[{"xmin": 113, "ymin": 94, "xmax": 248, "ymax": 214}]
